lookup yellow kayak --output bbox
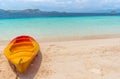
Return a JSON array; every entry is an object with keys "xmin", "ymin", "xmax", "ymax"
[{"xmin": 4, "ymin": 35, "xmax": 40, "ymax": 73}]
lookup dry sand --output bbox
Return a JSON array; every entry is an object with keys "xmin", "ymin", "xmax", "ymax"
[{"xmin": 0, "ymin": 37, "xmax": 120, "ymax": 79}]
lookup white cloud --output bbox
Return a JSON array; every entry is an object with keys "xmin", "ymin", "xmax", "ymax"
[{"xmin": 0, "ymin": 0, "xmax": 120, "ymax": 12}]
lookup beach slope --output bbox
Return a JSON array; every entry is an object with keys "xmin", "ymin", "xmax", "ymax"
[{"xmin": 0, "ymin": 38, "xmax": 120, "ymax": 79}]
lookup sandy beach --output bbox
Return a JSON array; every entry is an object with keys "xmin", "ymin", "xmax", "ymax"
[{"xmin": 0, "ymin": 36, "xmax": 120, "ymax": 79}]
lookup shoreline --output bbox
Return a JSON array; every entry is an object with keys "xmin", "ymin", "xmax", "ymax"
[
  {"xmin": 36, "ymin": 34, "xmax": 120, "ymax": 42},
  {"xmin": 1, "ymin": 34, "xmax": 120, "ymax": 43}
]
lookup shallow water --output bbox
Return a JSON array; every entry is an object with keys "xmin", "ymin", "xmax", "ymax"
[{"xmin": 0, "ymin": 16, "xmax": 120, "ymax": 40}]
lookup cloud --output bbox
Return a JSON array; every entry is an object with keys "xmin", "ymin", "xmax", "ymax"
[{"xmin": 0, "ymin": 0, "xmax": 120, "ymax": 12}]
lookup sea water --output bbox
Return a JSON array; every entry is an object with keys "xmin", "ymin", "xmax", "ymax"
[{"xmin": 0, "ymin": 16, "xmax": 120, "ymax": 40}]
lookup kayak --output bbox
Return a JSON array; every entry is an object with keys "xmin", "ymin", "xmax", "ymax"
[{"xmin": 4, "ymin": 35, "xmax": 40, "ymax": 73}]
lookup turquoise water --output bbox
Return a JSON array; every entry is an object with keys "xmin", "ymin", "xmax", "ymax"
[{"xmin": 0, "ymin": 16, "xmax": 120, "ymax": 40}]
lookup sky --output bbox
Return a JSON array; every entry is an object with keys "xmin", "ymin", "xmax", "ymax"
[{"xmin": 0, "ymin": 0, "xmax": 120, "ymax": 12}]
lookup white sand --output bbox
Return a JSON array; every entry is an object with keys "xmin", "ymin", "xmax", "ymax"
[{"xmin": 0, "ymin": 38, "xmax": 120, "ymax": 79}]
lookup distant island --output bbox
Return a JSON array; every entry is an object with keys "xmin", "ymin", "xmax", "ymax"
[{"xmin": 0, "ymin": 9, "xmax": 120, "ymax": 19}]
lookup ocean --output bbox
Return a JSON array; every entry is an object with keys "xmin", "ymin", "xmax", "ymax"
[{"xmin": 0, "ymin": 16, "xmax": 120, "ymax": 40}]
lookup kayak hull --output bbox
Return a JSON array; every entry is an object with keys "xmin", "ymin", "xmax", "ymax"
[{"xmin": 4, "ymin": 36, "xmax": 40, "ymax": 73}]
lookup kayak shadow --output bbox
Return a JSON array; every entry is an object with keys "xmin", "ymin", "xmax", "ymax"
[{"xmin": 16, "ymin": 50, "xmax": 42, "ymax": 79}]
